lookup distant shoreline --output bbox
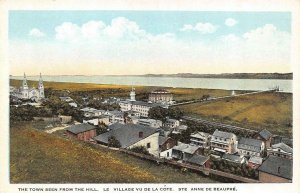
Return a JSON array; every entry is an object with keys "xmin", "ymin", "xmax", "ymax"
[{"xmin": 10, "ymin": 73, "xmax": 293, "ymax": 80}]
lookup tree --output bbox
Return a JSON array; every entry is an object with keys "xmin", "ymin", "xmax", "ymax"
[
  {"xmin": 108, "ymin": 136, "xmax": 121, "ymax": 148},
  {"xmin": 129, "ymin": 146, "xmax": 150, "ymax": 155}
]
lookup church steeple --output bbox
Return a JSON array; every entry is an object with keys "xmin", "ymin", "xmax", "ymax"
[
  {"xmin": 130, "ymin": 86, "xmax": 136, "ymax": 101},
  {"xmin": 38, "ymin": 73, "xmax": 44, "ymax": 98},
  {"xmin": 22, "ymin": 73, "xmax": 28, "ymax": 90}
]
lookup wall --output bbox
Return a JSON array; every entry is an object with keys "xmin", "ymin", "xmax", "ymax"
[{"xmin": 128, "ymin": 132, "xmax": 160, "ymax": 157}]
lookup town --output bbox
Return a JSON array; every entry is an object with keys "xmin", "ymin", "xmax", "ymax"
[{"xmin": 10, "ymin": 73, "xmax": 293, "ymax": 183}]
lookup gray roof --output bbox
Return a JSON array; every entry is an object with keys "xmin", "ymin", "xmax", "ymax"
[
  {"xmin": 159, "ymin": 136, "xmax": 168, "ymax": 146},
  {"xmin": 181, "ymin": 145, "xmax": 200, "ymax": 154},
  {"xmin": 191, "ymin": 132, "xmax": 210, "ymax": 139},
  {"xmin": 119, "ymin": 100, "xmax": 164, "ymax": 108},
  {"xmin": 248, "ymin": 156, "xmax": 263, "ymax": 165},
  {"xmin": 222, "ymin": 154, "xmax": 243, "ymax": 163},
  {"xmin": 258, "ymin": 129, "xmax": 272, "ymax": 140},
  {"xmin": 238, "ymin": 137, "xmax": 263, "ymax": 152},
  {"xmin": 213, "ymin": 129, "xmax": 235, "ymax": 139},
  {"xmin": 66, "ymin": 123, "xmax": 96, "ymax": 134},
  {"xmin": 186, "ymin": 155, "xmax": 209, "ymax": 166},
  {"xmin": 172, "ymin": 143, "xmax": 189, "ymax": 151},
  {"xmin": 258, "ymin": 155, "xmax": 292, "ymax": 180},
  {"xmin": 271, "ymin": 143, "xmax": 293, "ymax": 154},
  {"xmin": 94, "ymin": 123, "xmax": 157, "ymax": 148}
]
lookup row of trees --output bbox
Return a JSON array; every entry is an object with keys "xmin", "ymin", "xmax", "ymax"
[{"xmin": 148, "ymin": 106, "xmax": 183, "ymax": 122}]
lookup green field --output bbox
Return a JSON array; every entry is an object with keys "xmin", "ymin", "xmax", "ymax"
[
  {"xmin": 10, "ymin": 122, "xmax": 219, "ymax": 183},
  {"xmin": 10, "ymin": 79, "xmax": 233, "ymax": 101},
  {"xmin": 180, "ymin": 92, "xmax": 293, "ymax": 137}
]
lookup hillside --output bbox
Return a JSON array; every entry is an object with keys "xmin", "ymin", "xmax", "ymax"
[{"xmin": 10, "ymin": 122, "xmax": 218, "ymax": 183}]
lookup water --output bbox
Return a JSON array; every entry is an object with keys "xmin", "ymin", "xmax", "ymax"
[{"xmin": 11, "ymin": 75, "xmax": 292, "ymax": 93}]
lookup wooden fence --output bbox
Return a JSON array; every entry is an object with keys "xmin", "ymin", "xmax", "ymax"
[{"xmin": 118, "ymin": 148, "xmax": 260, "ymax": 183}]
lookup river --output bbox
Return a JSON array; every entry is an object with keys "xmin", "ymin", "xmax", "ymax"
[{"xmin": 11, "ymin": 75, "xmax": 292, "ymax": 93}]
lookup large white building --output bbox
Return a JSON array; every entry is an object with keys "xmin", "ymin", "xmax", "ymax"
[
  {"xmin": 119, "ymin": 87, "xmax": 166, "ymax": 117},
  {"xmin": 10, "ymin": 73, "xmax": 45, "ymax": 101}
]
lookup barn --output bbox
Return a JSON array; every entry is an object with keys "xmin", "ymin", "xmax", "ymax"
[{"xmin": 65, "ymin": 123, "xmax": 97, "ymax": 141}]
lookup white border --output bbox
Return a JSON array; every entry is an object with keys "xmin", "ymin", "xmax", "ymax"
[{"xmin": 0, "ymin": 1, "xmax": 299, "ymax": 193}]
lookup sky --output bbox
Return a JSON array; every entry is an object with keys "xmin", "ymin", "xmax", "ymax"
[{"xmin": 9, "ymin": 11, "xmax": 291, "ymax": 75}]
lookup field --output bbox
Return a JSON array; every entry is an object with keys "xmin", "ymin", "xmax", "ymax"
[
  {"xmin": 10, "ymin": 79, "xmax": 233, "ymax": 101},
  {"xmin": 10, "ymin": 122, "xmax": 219, "ymax": 183},
  {"xmin": 180, "ymin": 92, "xmax": 293, "ymax": 137}
]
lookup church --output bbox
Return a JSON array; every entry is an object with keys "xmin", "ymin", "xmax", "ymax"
[{"xmin": 10, "ymin": 73, "xmax": 45, "ymax": 102}]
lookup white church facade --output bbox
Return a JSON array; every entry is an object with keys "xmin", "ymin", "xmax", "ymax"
[{"xmin": 10, "ymin": 73, "xmax": 45, "ymax": 101}]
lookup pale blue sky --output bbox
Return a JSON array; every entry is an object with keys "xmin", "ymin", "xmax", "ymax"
[{"xmin": 9, "ymin": 11, "xmax": 292, "ymax": 75}]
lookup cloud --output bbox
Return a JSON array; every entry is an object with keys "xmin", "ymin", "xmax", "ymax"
[
  {"xmin": 180, "ymin": 22, "xmax": 218, "ymax": 34},
  {"xmin": 81, "ymin": 20, "xmax": 106, "ymax": 39},
  {"xmin": 55, "ymin": 22, "xmax": 81, "ymax": 42},
  {"xmin": 28, "ymin": 28, "xmax": 46, "ymax": 38},
  {"xmin": 225, "ymin": 18, "xmax": 238, "ymax": 27}
]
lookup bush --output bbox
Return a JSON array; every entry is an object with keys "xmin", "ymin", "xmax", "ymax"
[
  {"xmin": 108, "ymin": 136, "xmax": 121, "ymax": 148},
  {"xmin": 129, "ymin": 146, "xmax": 150, "ymax": 155}
]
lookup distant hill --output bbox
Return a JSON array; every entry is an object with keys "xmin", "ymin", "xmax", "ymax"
[{"xmin": 140, "ymin": 73, "xmax": 293, "ymax": 80}]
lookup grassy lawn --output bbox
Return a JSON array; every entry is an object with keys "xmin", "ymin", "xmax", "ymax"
[
  {"xmin": 180, "ymin": 92, "xmax": 292, "ymax": 137},
  {"xmin": 10, "ymin": 122, "xmax": 219, "ymax": 183}
]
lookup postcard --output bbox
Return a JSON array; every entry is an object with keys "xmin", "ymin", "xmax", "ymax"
[{"xmin": 0, "ymin": 0, "xmax": 299, "ymax": 193}]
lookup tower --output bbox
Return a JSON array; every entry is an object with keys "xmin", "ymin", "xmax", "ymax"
[
  {"xmin": 22, "ymin": 73, "xmax": 29, "ymax": 90},
  {"xmin": 130, "ymin": 87, "xmax": 136, "ymax": 101},
  {"xmin": 38, "ymin": 73, "xmax": 45, "ymax": 98},
  {"xmin": 21, "ymin": 73, "xmax": 29, "ymax": 99}
]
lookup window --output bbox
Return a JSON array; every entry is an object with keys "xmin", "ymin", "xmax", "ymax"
[{"xmin": 147, "ymin": 143, "xmax": 151, "ymax": 148}]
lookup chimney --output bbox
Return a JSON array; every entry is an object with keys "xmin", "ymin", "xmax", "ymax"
[
  {"xmin": 139, "ymin": 131, "xmax": 143, "ymax": 138},
  {"xmin": 278, "ymin": 167, "xmax": 281, "ymax": 174}
]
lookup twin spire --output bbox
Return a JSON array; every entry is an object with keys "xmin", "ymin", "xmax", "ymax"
[{"xmin": 22, "ymin": 72, "xmax": 43, "ymax": 89}]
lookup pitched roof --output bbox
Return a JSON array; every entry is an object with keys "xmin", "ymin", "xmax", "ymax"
[
  {"xmin": 190, "ymin": 132, "xmax": 210, "ymax": 139},
  {"xmin": 222, "ymin": 154, "xmax": 243, "ymax": 163},
  {"xmin": 271, "ymin": 143, "xmax": 293, "ymax": 154},
  {"xmin": 159, "ymin": 136, "xmax": 169, "ymax": 146},
  {"xmin": 258, "ymin": 129, "xmax": 272, "ymax": 140},
  {"xmin": 238, "ymin": 137, "xmax": 263, "ymax": 152},
  {"xmin": 181, "ymin": 145, "xmax": 200, "ymax": 154},
  {"xmin": 249, "ymin": 156, "xmax": 263, "ymax": 165},
  {"xmin": 258, "ymin": 155, "xmax": 292, "ymax": 180},
  {"xmin": 213, "ymin": 129, "xmax": 235, "ymax": 139},
  {"xmin": 186, "ymin": 154, "xmax": 209, "ymax": 166},
  {"xmin": 66, "ymin": 123, "xmax": 96, "ymax": 134},
  {"xmin": 94, "ymin": 123, "xmax": 157, "ymax": 148}
]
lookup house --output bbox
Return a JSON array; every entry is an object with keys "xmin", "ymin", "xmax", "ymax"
[
  {"xmin": 172, "ymin": 143, "xmax": 203, "ymax": 161},
  {"xmin": 158, "ymin": 136, "xmax": 177, "ymax": 159},
  {"xmin": 190, "ymin": 132, "xmax": 210, "ymax": 148},
  {"xmin": 68, "ymin": 102, "xmax": 78, "ymax": 108},
  {"xmin": 106, "ymin": 110, "xmax": 125, "ymax": 124},
  {"xmin": 210, "ymin": 129, "xmax": 237, "ymax": 154},
  {"xmin": 255, "ymin": 129, "xmax": 272, "ymax": 148},
  {"xmin": 80, "ymin": 107, "xmax": 104, "ymax": 118},
  {"xmin": 83, "ymin": 118, "xmax": 99, "ymax": 126},
  {"xmin": 59, "ymin": 96, "xmax": 74, "ymax": 102},
  {"xmin": 172, "ymin": 125, "xmax": 188, "ymax": 134},
  {"xmin": 184, "ymin": 154, "xmax": 210, "ymax": 168},
  {"xmin": 137, "ymin": 119, "xmax": 163, "ymax": 128},
  {"xmin": 165, "ymin": 118, "xmax": 180, "ymax": 128},
  {"xmin": 237, "ymin": 137, "xmax": 264, "ymax": 157},
  {"xmin": 258, "ymin": 155, "xmax": 292, "ymax": 182},
  {"xmin": 272, "ymin": 135, "xmax": 293, "ymax": 148},
  {"xmin": 248, "ymin": 156, "xmax": 263, "ymax": 169},
  {"xmin": 58, "ymin": 115, "xmax": 72, "ymax": 124},
  {"xmin": 98, "ymin": 116, "xmax": 110, "ymax": 126},
  {"xmin": 65, "ymin": 123, "xmax": 97, "ymax": 141},
  {"xmin": 94, "ymin": 123, "xmax": 160, "ymax": 156},
  {"xmin": 267, "ymin": 143, "xmax": 293, "ymax": 159},
  {"xmin": 159, "ymin": 136, "xmax": 177, "ymax": 152},
  {"xmin": 222, "ymin": 154, "xmax": 247, "ymax": 164}
]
